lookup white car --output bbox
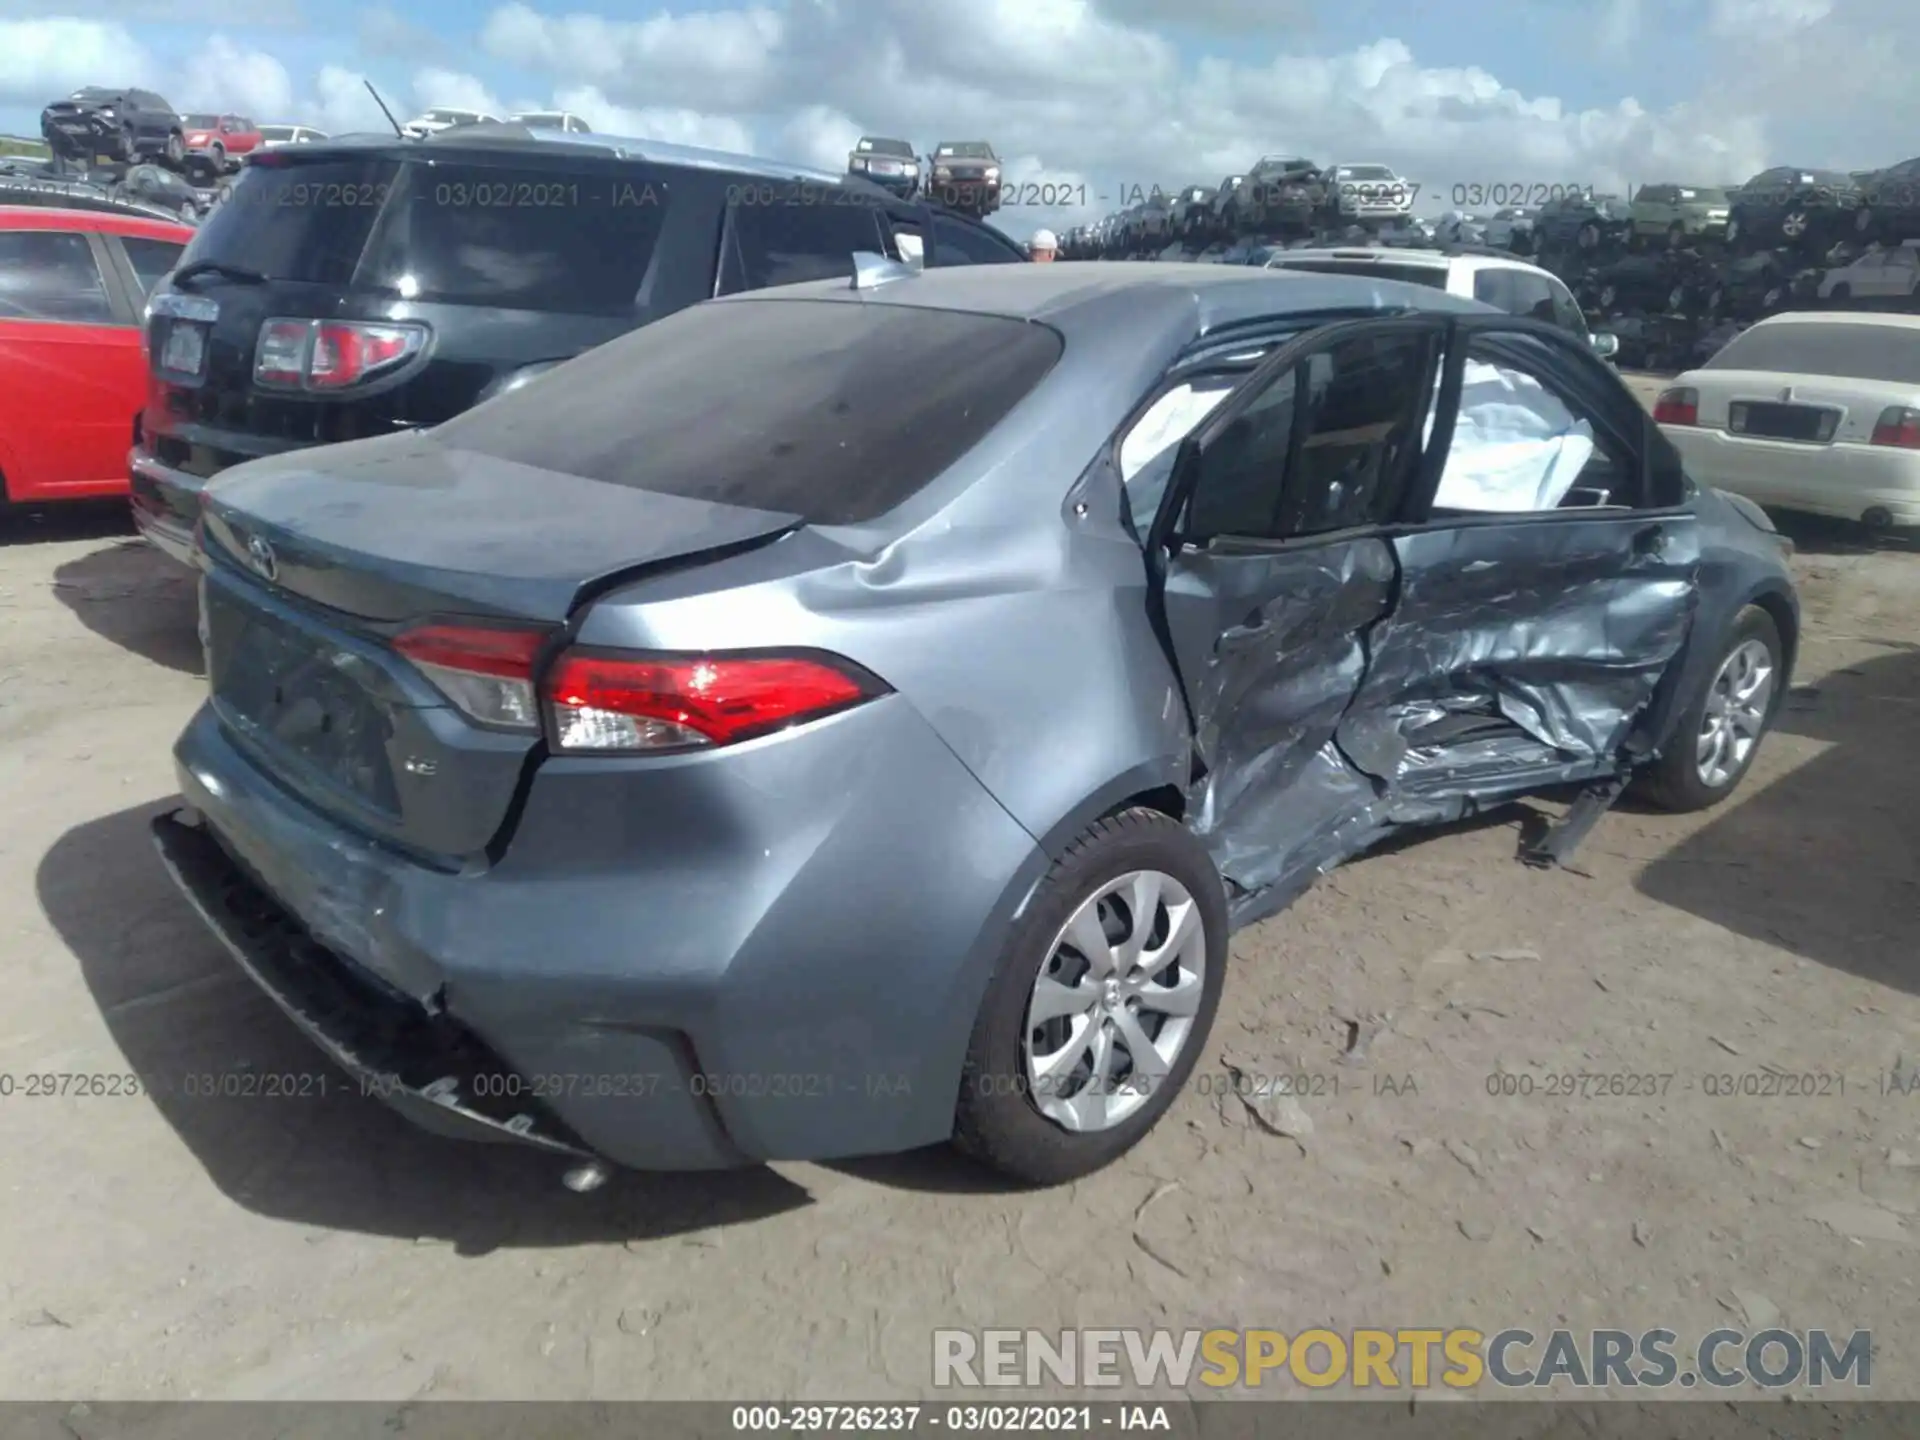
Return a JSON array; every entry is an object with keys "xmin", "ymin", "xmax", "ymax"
[
  {"xmin": 257, "ymin": 123, "xmax": 327, "ymax": 148},
  {"xmin": 1262, "ymin": 247, "xmax": 1617, "ymax": 356},
  {"xmin": 1325, "ymin": 162, "xmax": 1414, "ymax": 222},
  {"xmin": 509, "ymin": 111, "xmax": 591, "ymax": 133},
  {"xmin": 1817, "ymin": 242, "xmax": 1920, "ymax": 302},
  {"xmin": 1655, "ymin": 311, "xmax": 1920, "ymax": 528},
  {"xmin": 1482, "ymin": 207, "xmax": 1537, "ymax": 250},
  {"xmin": 400, "ymin": 108, "xmax": 500, "ymax": 139}
]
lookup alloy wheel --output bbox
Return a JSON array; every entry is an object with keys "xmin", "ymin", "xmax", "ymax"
[
  {"xmin": 1782, "ymin": 211, "xmax": 1808, "ymax": 238},
  {"xmin": 1696, "ymin": 638, "xmax": 1775, "ymax": 789},
  {"xmin": 1023, "ymin": 869, "xmax": 1208, "ymax": 1133}
]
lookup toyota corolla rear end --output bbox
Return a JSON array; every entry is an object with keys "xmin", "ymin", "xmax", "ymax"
[{"xmin": 154, "ymin": 294, "xmax": 1068, "ymax": 1172}]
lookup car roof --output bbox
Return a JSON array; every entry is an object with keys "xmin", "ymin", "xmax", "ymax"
[
  {"xmin": 1746, "ymin": 310, "xmax": 1920, "ymax": 332},
  {"xmin": 719, "ymin": 260, "xmax": 1489, "ymax": 335},
  {"xmin": 0, "ymin": 205, "xmax": 194, "ymax": 239}
]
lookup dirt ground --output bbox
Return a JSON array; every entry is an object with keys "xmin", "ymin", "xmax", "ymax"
[{"xmin": 3, "ymin": 412, "xmax": 1919, "ymax": 1402}]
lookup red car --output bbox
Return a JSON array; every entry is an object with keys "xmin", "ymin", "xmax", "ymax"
[
  {"xmin": 0, "ymin": 207, "xmax": 193, "ymax": 506},
  {"xmin": 181, "ymin": 113, "xmax": 262, "ymax": 174}
]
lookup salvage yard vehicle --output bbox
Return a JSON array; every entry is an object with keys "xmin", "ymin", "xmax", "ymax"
[
  {"xmin": 928, "ymin": 140, "xmax": 1001, "ymax": 215},
  {"xmin": 0, "ymin": 166, "xmax": 189, "ymax": 226},
  {"xmin": 257, "ymin": 124, "xmax": 327, "ymax": 148},
  {"xmin": 151, "ymin": 262, "xmax": 1796, "ymax": 1187},
  {"xmin": 846, "ymin": 136, "xmax": 920, "ymax": 199},
  {"xmin": 1629, "ymin": 184, "xmax": 1731, "ymax": 248},
  {"xmin": 1725, "ymin": 167, "xmax": 1862, "ymax": 251},
  {"xmin": 41, "ymin": 89, "xmax": 184, "ymax": 166},
  {"xmin": 131, "ymin": 130, "xmax": 1028, "ymax": 562},
  {"xmin": 1323, "ymin": 162, "xmax": 1413, "ymax": 225},
  {"xmin": 180, "ymin": 114, "xmax": 261, "ymax": 175},
  {"xmin": 1656, "ymin": 311, "xmax": 1920, "ymax": 529},
  {"xmin": 1708, "ymin": 248, "xmax": 1819, "ymax": 320},
  {"xmin": 1171, "ymin": 185, "xmax": 1216, "ymax": 238},
  {"xmin": 1480, "ymin": 207, "xmax": 1535, "ymax": 252},
  {"xmin": 1583, "ymin": 250, "xmax": 1718, "ymax": 318},
  {"xmin": 1853, "ymin": 156, "xmax": 1920, "ymax": 242},
  {"xmin": 509, "ymin": 111, "xmax": 591, "ymax": 133},
  {"xmin": 1261, "ymin": 246, "xmax": 1616, "ymax": 357},
  {"xmin": 1535, "ymin": 193, "xmax": 1633, "ymax": 252},
  {"xmin": 1817, "ymin": 242, "xmax": 1920, "ymax": 303},
  {"xmin": 399, "ymin": 108, "xmax": 499, "ymax": 139},
  {"xmin": 0, "ymin": 206, "xmax": 191, "ymax": 506}
]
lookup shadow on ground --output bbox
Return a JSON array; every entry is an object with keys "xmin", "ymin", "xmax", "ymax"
[
  {"xmin": 38, "ymin": 799, "xmax": 817, "ymax": 1251},
  {"xmin": 49, "ymin": 538, "xmax": 203, "ymax": 676},
  {"xmin": 1636, "ymin": 646, "xmax": 1920, "ymax": 994},
  {"xmin": 0, "ymin": 498, "xmax": 135, "ymax": 548},
  {"xmin": 1772, "ymin": 510, "xmax": 1920, "ymax": 559}
]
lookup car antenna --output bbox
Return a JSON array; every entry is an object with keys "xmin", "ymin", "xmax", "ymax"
[{"xmin": 364, "ymin": 80, "xmax": 405, "ymax": 138}]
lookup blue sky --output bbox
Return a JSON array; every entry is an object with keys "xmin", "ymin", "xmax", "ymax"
[{"xmin": 0, "ymin": 0, "xmax": 1905, "ymax": 234}]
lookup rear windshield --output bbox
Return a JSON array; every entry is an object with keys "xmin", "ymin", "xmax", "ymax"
[
  {"xmin": 1269, "ymin": 259, "xmax": 1449, "ymax": 289},
  {"xmin": 1704, "ymin": 322, "xmax": 1920, "ymax": 384},
  {"xmin": 176, "ymin": 155, "xmax": 670, "ymax": 313},
  {"xmin": 258, "ymin": 126, "xmax": 294, "ymax": 140},
  {"xmin": 430, "ymin": 298, "xmax": 1066, "ymax": 525}
]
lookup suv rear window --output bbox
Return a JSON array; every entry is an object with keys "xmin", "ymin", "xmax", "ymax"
[
  {"xmin": 719, "ymin": 199, "xmax": 889, "ymax": 292},
  {"xmin": 177, "ymin": 156, "xmax": 671, "ymax": 313},
  {"xmin": 1704, "ymin": 321, "xmax": 1920, "ymax": 384},
  {"xmin": 431, "ymin": 298, "xmax": 1065, "ymax": 524}
]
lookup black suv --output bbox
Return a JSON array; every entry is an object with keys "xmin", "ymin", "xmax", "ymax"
[
  {"xmin": 131, "ymin": 127, "xmax": 1025, "ymax": 562},
  {"xmin": 846, "ymin": 136, "xmax": 919, "ymax": 199},
  {"xmin": 42, "ymin": 88, "xmax": 185, "ymax": 166}
]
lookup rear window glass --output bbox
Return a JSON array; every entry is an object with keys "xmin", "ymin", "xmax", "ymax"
[
  {"xmin": 1704, "ymin": 322, "xmax": 1920, "ymax": 384},
  {"xmin": 1269, "ymin": 259, "xmax": 1448, "ymax": 289},
  {"xmin": 177, "ymin": 156, "xmax": 671, "ymax": 313},
  {"xmin": 720, "ymin": 198, "xmax": 888, "ymax": 293},
  {"xmin": 430, "ymin": 298, "xmax": 1065, "ymax": 525}
]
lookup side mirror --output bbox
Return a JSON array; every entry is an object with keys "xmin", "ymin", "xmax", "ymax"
[{"xmin": 1590, "ymin": 331, "xmax": 1620, "ymax": 361}]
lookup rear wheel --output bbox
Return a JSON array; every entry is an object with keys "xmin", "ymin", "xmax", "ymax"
[
  {"xmin": 1638, "ymin": 606, "xmax": 1784, "ymax": 813},
  {"xmin": 119, "ymin": 123, "xmax": 138, "ymax": 162},
  {"xmin": 164, "ymin": 129, "xmax": 184, "ymax": 165},
  {"xmin": 953, "ymin": 808, "xmax": 1228, "ymax": 1186}
]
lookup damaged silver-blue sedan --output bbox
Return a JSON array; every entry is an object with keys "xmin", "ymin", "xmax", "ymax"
[{"xmin": 152, "ymin": 260, "xmax": 1798, "ymax": 1186}]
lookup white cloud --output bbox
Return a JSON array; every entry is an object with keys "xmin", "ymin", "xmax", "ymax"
[
  {"xmin": 773, "ymin": 104, "xmax": 862, "ymax": 173},
  {"xmin": 0, "ymin": 19, "xmax": 150, "ymax": 107},
  {"xmin": 410, "ymin": 67, "xmax": 509, "ymax": 118},
  {"xmin": 480, "ymin": 2, "xmax": 783, "ymax": 111},
  {"xmin": 311, "ymin": 64, "xmax": 399, "ymax": 136},
  {"xmin": 552, "ymin": 83, "xmax": 753, "ymax": 151},
  {"xmin": 173, "ymin": 35, "xmax": 296, "ymax": 119}
]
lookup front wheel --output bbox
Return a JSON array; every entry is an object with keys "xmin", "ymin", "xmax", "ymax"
[
  {"xmin": 952, "ymin": 808, "xmax": 1228, "ymax": 1186},
  {"xmin": 1637, "ymin": 605, "xmax": 1784, "ymax": 813},
  {"xmin": 164, "ymin": 129, "xmax": 184, "ymax": 164}
]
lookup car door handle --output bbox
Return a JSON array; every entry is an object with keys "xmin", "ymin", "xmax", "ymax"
[{"xmin": 1632, "ymin": 525, "xmax": 1667, "ymax": 557}]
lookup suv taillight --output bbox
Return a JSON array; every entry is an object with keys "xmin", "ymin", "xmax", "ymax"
[
  {"xmin": 1870, "ymin": 406, "xmax": 1920, "ymax": 449},
  {"xmin": 391, "ymin": 623, "xmax": 889, "ymax": 751},
  {"xmin": 254, "ymin": 318, "xmax": 429, "ymax": 391},
  {"xmin": 1653, "ymin": 386, "xmax": 1698, "ymax": 425}
]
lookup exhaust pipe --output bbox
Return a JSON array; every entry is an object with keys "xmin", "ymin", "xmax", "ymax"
[{"xmin": 562, "ymin": 1160, "xmax": 611, "ymax": 1193}]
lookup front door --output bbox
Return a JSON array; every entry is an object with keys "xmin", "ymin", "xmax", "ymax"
[
  {"xmin": 1147, "ymin": 316, "xmax": 1446, "ymax": 906},
  {"xmin": 1333, "ymin": 317, "xmax": 1701, "ymax": 798},
  {"xmin": 1145, "ymin": 313, "xmax": 1702, "ymax": 916}
]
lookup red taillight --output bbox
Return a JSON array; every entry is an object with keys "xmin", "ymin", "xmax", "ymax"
[
  {"xmin": 543, "ymin": 651, "xmax": 887, "ymax": 752},
  {"xmin": 1870, "ymin": 405, "xmax": 1920, "ymax": 449},
  {"xmin": 1653, "ymin": 386, "xmax": 1698, "ymax": 425},
  {"xmin": 392, "ymin": 625, "xmax": 888, "ymax": 750},
  {"xmin": 254, "ymin": 318, "xmax": 428, "ymax": 390},
  {"xmin": 393, "ymin": 623, "xmax": 548, "ymax": 731}
]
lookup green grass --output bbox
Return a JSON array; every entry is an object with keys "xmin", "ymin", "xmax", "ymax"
[{"xmin": 0, "ymin": 135, "xmax": 50, "ymax": 159}]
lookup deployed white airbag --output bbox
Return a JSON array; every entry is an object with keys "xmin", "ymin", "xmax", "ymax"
[{"xmin": 1427, "ymin": 359, "xmax": 1597, "ymax": 512}]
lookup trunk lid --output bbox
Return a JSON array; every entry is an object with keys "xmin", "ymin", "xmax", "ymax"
[
  {"xmin": 1686, "ymin": 369, "xmax": 1920, "ymax": 439},
  {"xmin": 197, "ymin": 431, "xmax": 802, "ymax": 860}
]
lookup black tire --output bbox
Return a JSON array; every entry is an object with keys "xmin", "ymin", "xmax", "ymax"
[
  {"xmin": 1668, "ymin": 221, "xmax": 1685, "ymax": 248},
  {"xmin": 1637, "ymin": 605, "xmax": 1785, "ymax": 813},
  {"xmin": 209, "ymin": 141, "xmax": 225, "ymax": 171},
  {"xmin": 164, "ymin": 130, "xmax": 184, "ymax": 166},
  {"xmin": 952, "ymin": 807, "xmax": 1228, "ymax": 1186},
  {"xmin": 119, "ymin": 123, "xmax": 138, "ymax": 162}
]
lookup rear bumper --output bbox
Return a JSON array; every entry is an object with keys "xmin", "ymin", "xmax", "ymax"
[
  {"xmin": 129, "ymin": 447, "xmax": 205, "ymax": 566},
  {"xmin": 161, "ymin": 696, "xmax": 1047, "ymax": 1171},
  {"xmin": 1663, "ymin": 426, "xmax": 1920, "ymax": 525}
]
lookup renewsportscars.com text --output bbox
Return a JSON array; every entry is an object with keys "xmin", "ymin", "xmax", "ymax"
[{"xmin": 933, "ymin": 1327, "xmax": 1872, "ymax": 1390}]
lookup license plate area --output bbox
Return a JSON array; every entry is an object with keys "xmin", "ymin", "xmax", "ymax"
[
  {"xmin": 1729, "ymin": 401, "xmax": 1839, "ymax": 443},
  {"xmin": 205, "ymin": 583, "xmax": 403, "ymax": 816}
]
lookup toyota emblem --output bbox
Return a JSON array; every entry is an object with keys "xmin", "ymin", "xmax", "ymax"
[{"xmin": 245, "ymin": 532, "xmax": 278, "ymax": 582}]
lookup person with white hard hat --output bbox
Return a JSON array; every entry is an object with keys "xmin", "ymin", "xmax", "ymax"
[{"xmin": 1029, "ymin": 228, "xmax": 1058, "ymax": 262}]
